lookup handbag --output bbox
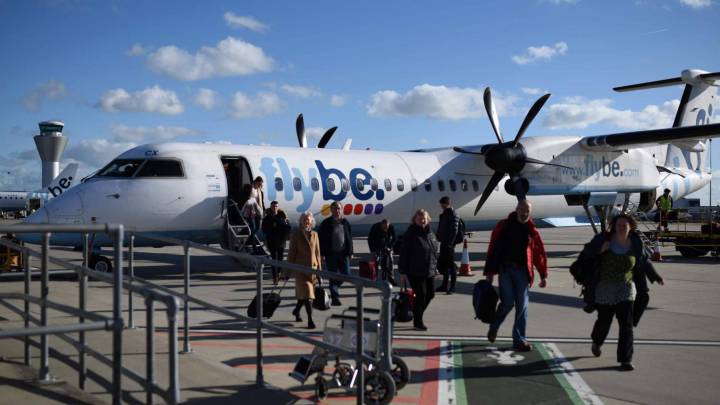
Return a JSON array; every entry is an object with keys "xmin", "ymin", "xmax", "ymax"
[{"xmin": 312, "ymin": 278, "xmax": 331, "ymax": 311}]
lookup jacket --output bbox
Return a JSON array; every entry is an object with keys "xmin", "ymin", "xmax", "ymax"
[
  {"xmin": 318, "ymin": 216, "xmax": 353, "ymax": 257},
  {"xmin": 575, "ymin": 231, "xmax": 663, "ymax": 325},
  {"xmin": 436, "ymin": 207, "xmax": 460, "ymax": 246},
  {"xmin": 261, "ymin": 209, "xmax": 291, "ymax": 248},
  {"xmin": 287, "ymin": 229, "xmax": 321, "ymax": 300},
  {"xmin": 484, "ymin": 212, "xmax": 548, "ymax": 285},
  {"xmin": 367, "ymin": 222, "xmax": 397, "ymax": 254},
  {"xmin": 399, "ymin": 224, "xmax": 439, "ymax": 278}
]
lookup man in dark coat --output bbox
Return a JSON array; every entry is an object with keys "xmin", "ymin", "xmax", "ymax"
[
  {"xmin": 368, "ymin": 219, "xmax": 397, "ymax": 285},
  {"xmin": 435, "ymin": 196, "xmax": 460, "ymax": 294},
  {"xmin": 319, "ymin": 201, "xmax": 353, "ymax": 306},
  {"xmin": 262, "ymin": 201, "xmax": 291, "ymax": 285}
]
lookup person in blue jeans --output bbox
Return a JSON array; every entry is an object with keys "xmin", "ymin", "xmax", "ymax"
[
  {"xmin": 318, "ymin": 202, "xmax": 353, "ymax": 306},
  {"xmin": 484, "ymin": 200, "xmax": 548, "ymax": 352}
]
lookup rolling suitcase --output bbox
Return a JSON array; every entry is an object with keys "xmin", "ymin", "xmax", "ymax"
[
  {"xmin": 359, "ymin": 259, "xmax": 378, "ymax": 281},
  {"xmin": 394, "ymin": 285, "xmax": 415, "ymax": 323},
  {"xmin": 248, "ymin": 279, "xmax": 287, "ymax": 318}
]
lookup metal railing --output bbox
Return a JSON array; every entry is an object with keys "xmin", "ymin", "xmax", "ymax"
[
  {"xmin": 125, "ymin": 231, "xmax": 394, "ymax": 404},
  {"xmin": 0, "ymin": 224, "xmax": 180, "ymax": 404}
]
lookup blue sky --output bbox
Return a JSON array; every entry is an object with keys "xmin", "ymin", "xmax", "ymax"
[{"xmin": 1, "ymin": 0, "xmax": 718, "ymax": 204}]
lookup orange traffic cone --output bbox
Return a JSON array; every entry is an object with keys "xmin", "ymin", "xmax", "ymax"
[
  {"xmin": 651, "ymin": 241, "xmax": 663, "ymax": 262},
  {"xmin": 459, "ymin": 238, "xmax": 473, "ymax": 276}
]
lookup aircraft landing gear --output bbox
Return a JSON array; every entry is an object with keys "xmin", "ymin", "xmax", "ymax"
[{"xmin": 89, "ymin": 254, "xmax": 113, "ymax": 273}]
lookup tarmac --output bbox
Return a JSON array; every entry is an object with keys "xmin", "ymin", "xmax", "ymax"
[{"xmin": 0, "ymin": 220, "xmax": 719, "ymax": 404}]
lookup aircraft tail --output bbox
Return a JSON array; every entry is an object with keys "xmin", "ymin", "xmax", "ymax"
[
  {"xmin": 614, "ymin": 69, "xmax": 719, "ymax": 172},
  {"xmin": 45, "ymin": 163, "xmax": 79, "ymax": 197}
]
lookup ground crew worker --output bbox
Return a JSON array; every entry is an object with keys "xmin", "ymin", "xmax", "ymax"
[{"xmin": 655, "ymin": 188, "xmax": 673, "ymax": 232}]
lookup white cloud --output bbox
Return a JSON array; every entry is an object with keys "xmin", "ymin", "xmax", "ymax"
[
  {"xmin": 419, "ymin": 138, "xmax": 428, "ymax": 145},
  {"xmin": 23, "ymin": 80, "xmax": 66, "ymax": 111},
  {"xmin": 305, "ymin": 127, "xmax": 328, "ymax": 141},
  {"xmin": 367, "ymin": 84, "xmax": 519, "ymax": 120},
  {"xmin": 109, "ymin": 124, "xmax": 200, "ymax": 143},
  {"xmin": 542, "ymin": 97, "xmax": 679, "ymax": 130},
  {"xmin": 544, "ymin": 0, "xmax": 579, "ymax": 4},
  {"xmin": 522, "ymin": 87, "xmax": 546, "ymax": 95},
  {"xmin": 229, "ymin": 91, "xmax": 285, "ymax": 118},
  {"xmin": 193, "ymin": 88, "xmax": 218, "ymax": 109},
  {"xmin": 99, "ymin": 86, "xmax": 184, "ymax": 115},
  {"xmin": 146, "ymin": 37, "xmax": 273, "ymax": 81},
  {"xmin": 679, "ymin": 0, "xmax": 712, "ymax": 8},
  {"xmin": 280, "ymin": 84, "xmax": 321, "ymax": 98},
  {"xmin": 64, "ymin": 139, "xmax": 138, "ymax": 168},
  {"xmin": 126, "ymin": 43, "xmax": 149, "ymax": 56},
  {"xmin": 223, "ymin": 12, "xmax": 269, "ymax": 32},
  {"xmin": 330, "ymin": 95, "xmax": 346, "ymax": 107},
  {"xmin": 512, "ymin": 42, "xmax": 568, "ymax": 65}
]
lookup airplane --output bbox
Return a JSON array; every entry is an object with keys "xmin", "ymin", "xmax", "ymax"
[
  {"xmin": 0, "ymin": 163, "xmax": 79, "ymax": 217},
  {"xmin": 19, "ymin": 69, "xmax": 719, "ymax": 272}
]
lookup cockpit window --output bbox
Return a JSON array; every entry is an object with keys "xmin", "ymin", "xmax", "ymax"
[
  {"xmin": 136, "ymin": 159, "xmax": 184, "ymax": 177},
  {"xmin": 96, "ymin": 159, "xmax": 145, "ymax": 178}
]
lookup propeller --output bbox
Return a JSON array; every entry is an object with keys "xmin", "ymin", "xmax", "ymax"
[
  {"xmin": 295, "ymin": 113, "xmax": 339, "ymax": 148},
  {"xmin": 454, "ymin": 88, "xmax": 570, "ymax": 215}
]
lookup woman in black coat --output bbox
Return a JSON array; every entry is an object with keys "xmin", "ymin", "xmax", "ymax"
[
  {"xmin": 399, "ymin": 209, "xmax": 440, "ymax": 331},
  {"xmin": 573, "ymin": 213, "xmax": 664, "ymax": 371}
]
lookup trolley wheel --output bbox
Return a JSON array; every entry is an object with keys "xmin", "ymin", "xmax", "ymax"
[
  {"xmin": 364, "ymin": 370, "xmax": 396, "ymax": 405},
  {"xmin": 90, "ymin": 255, "xmax": 113, "ymax": 272},
  {"xmin": 390, "ymin": 355, "xmax": 410, "ymax": 390},
  {"xmin": 332, "ymin": 362, "xmax": 355, "ymax": 388},
  {"xmin": 315, "ymin": 376, "xmax": 329, "ymax": 401}
]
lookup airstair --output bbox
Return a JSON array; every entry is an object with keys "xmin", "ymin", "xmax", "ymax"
[
  {"xmin": 627, "ymin": 201, "xmax": 660, "ymax": 257},
  {"xmin": 226, "ymin": 199, "xmax": 270, "ymax": 257}
]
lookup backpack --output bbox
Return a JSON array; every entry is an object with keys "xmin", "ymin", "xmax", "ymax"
[
  {"xmin": 453, "ymin": 218, "xmax": 466, "ymax": 245},
  {"xmin": 472, "ymin": 280, "xmax": 498, "ymax": 323},
  {"xmin": 393, "ymin": 287, "xmax": 415, "ymax": 323}
]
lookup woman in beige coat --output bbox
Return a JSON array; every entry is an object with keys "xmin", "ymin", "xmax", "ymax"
[{"xmin": 287, "ymin": 211, "xmax": 321, "ymax": 329}]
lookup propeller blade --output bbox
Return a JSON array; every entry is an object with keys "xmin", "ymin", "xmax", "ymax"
[
  {"xmin": 524, "ymin": 156, "xmax": 572, "ymax": 169},
  {"xmin": 483, "ymin": 87, "xmax": 503, "ymax": 144},
  {"xmin": 317, "ymin": 126, "xmax": 338, "ymax": 148},
  {"xmin": 513, "ymin": 93, "xmax": 551, "ymax": 147},
  {"xmin": 295, "ymin": 114, "xmax": 307, "ymax": 148},
  {"xmin": 474, "ymin": 171, "xmax": 505, "ymax": 215},
  {"xmin": 453, "ymin": 146, "xmax": 485, "ymax": 155}
]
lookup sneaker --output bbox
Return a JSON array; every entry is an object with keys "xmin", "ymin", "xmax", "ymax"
[
  {"xmin": 620, "ymin": 362, "xmax": 635, "ymax": 371},
  {"xmin": 515, "ymin": 342, "xmax": 533, "ymax": 352},
  {"xmin": 487, "ymin": 329, "xmax": 497, "ymax": 343},
  {"xmin": 414, "ymin": 323, "xmax": 428, "ymax": 331},
  {"xmin": 331, "ymin": 298, "xmax": 342, "ymax": 307},
  {"xmin": 591, "ymin": 343, "xmax": 602, "ymax": 357}
]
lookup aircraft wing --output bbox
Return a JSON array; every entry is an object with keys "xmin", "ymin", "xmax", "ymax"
[{"xmin": 580, "ymin": 123, "xmax": 720, "ymax": 151}]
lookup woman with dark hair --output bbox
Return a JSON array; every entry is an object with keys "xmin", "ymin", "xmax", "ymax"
[
  {"xmin": 399, "ymin": 208, "xmax": 440, "ymax": 331},
  {"xmin": 575, "ymin": 213, "xmax": 664, "ymax": 371}
]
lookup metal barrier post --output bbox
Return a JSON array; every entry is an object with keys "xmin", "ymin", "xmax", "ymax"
[
  {"xmin": 145, "ymin": 296, "xmax": 155, "ymax": 405},
  {"xmin": 80, "ymin": 233, "xmax": 89, "ymax": 389},
  {"xmin": 182, "ymin": 244, "xmax": 191, "ymax": 353},
  {"xmin": 23, "ymin": 248, "xmax": 30, "ymax": 366},
  {"xmin": 255, "ymin": 258, "xmax": 264, "ymax": 387},
  {"xmin": 39, "ymin": 232, "xmax": 50, "ymax": 381},
  {"xmin": 356, "ymin": 284, "xmax": 364, "ymax": 405},
  {"xmin": 381, "ymin": 283, "xmax": 393, "ymax": 370},
  {"xmin": 167, "ymin": 298, "xmax": 180, "ymax": 404},
  {"xmin": 111, "ymin": 225, "xmax": 124, "ymax": 405},
  {"xmin": 128, "ymin": 234, "xmax": 135, "ymax": 329}
]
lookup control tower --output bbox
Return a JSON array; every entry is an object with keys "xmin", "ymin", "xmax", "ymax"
[{"xmin": 34, "ymin": 121, "xmax": 68, "ymax": 189}]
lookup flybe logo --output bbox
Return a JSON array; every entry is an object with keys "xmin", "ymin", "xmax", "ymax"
[
  {"xmin": 258, "ymin": 157, "xmax": 385, "ymax": 212},
  {"xmin": 47, "ymin": 176, "xmax": 74, "ymax": 197},
  {"xmin": 559, "ymin": 155, "xmax": 639, "ymax": 180}
]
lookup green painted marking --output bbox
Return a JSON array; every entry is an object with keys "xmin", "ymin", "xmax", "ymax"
[
  {"xmin": 452, "ymin": 341, "xmax": 468, "ymax": 405},
  {"xmin": 537, "ymin": 343, "xmax": 585, "ymax": 405}
]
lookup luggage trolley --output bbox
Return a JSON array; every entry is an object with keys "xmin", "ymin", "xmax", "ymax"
[{"xmin": 290, "ymin": 307, "xmax": 409, "ymax": 404}]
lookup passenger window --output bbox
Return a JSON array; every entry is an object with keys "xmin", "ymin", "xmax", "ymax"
[
  {"xmin": 136, "ymin": 159, "xmax": 184, "ymax": 177},
  {"xmin": 449, "ymin": 180, "xmax": 457, "ymax": 192},
  {"xmin": 384, "ymin": 179, "xmax": 392, "ymax": 191},
  {"xmin": 437, "ymin": 180, "xmax": 445, "ymax": 192},
  {"xmin": 356, "ymin": 178, "xmax": 365, "ymax": 192},
  {"xmin": 327, "ymin": 178, "xmax": 336, "ymax": 192},
  {"xmin": 311, "ymin": 178, "xmax": 319, "ymax": 191},
  {"xmin": 275, "ymin": 177, "xmax": 283, "ymax": 191},
  {"xmin": 460, "ymin": 180, "xmax": 468, "ymax": 192},
  {"xmin": 424, "ymin": 180, "xmax": 431, "ymax": 192},
  {"xmin": 472, "ymin": 180, "xmax": 479, "ymax": 192},
  {"xmin": 293, "ymin": 177, "xmax": 302, "ymax": 191},
  {"xmin": 396, "ymin": 179, "xmax": 404, "ymax": 192},
  {"xmin": 96, "ymin": 159, "xmax": 144, "ymax": 178},
  {"xmin": 341, "ymin": 178, "xmax": 350, "ymax": 192},
  {"xmin": 410, "ymin": 179, "xmax": 417, "ymax": 191},
  {"xmin": 370, "ymin": 178, "xmax": 378, "ymax": 191}
]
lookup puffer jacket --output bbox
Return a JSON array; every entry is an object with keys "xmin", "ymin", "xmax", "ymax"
[
  {"xmin": 399, "ymin": 224, "xmax": 440, "ymax": 278},
  {"xmin": 484, "ymin": 212, "xmax": 548, "ymax": 285}
]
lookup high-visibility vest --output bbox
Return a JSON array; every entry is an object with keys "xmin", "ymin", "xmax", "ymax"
[{"xmin": 657, "ymin": 195, "xmax": 672, "ymax": 211}]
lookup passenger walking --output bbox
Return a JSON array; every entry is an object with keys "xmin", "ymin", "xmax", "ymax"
[
  {"xmin": 319, "ymin": 202, "xmax": 353, "ymax": 306},
  {"xmin": 435, "ymin": 196, "xmax": 460, "ymax": 294},
  {"xmin": 577, "ymin": 213, "xmax": 664, "ymax": 371},
  {"xmin": 655, "ymin": 188, "xmax": 673, "ymax": 232},
  {"xmin": 399, "ymin": 209, "xmax": 440, "ymax": 331},
  {"xmin": 262, "ymin": 201, "xmax": 291, "ymax": 285},
  {"xmin": 240, "ymin": 184, "xmax": 262, "ymax": 251},
  {"xmin": 287, "ymin": 211, "xmax": 321, "ymax": 330},
  {"xmin": 484, "ymin": 200, "xmax": 548, "ymax": 351},
  {"xmin": 367, "ymin": 219, "xmax": 397, "ymax": 285},
  {"xmin": 252, "ymin": 176, "xmax": 267, "ymax": 214}
]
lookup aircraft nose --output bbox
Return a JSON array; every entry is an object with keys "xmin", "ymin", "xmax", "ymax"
[{"xmin": 25, "ymin": 207, "xmax": 49, "ymax": 224}]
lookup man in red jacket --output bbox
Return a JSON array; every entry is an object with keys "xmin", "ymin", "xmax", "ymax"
[{"xmin": 484, "ymin": 199, "xmax": 548, "ymax": 352}]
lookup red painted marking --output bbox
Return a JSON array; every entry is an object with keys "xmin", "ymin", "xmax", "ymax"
[
  {"xmin": 419, "ymin": 340, "xmax": 440, "ymax": 405},
  {"xmin": 189, "ymin": 341, "xmax": 314, "ymax": 350}
]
